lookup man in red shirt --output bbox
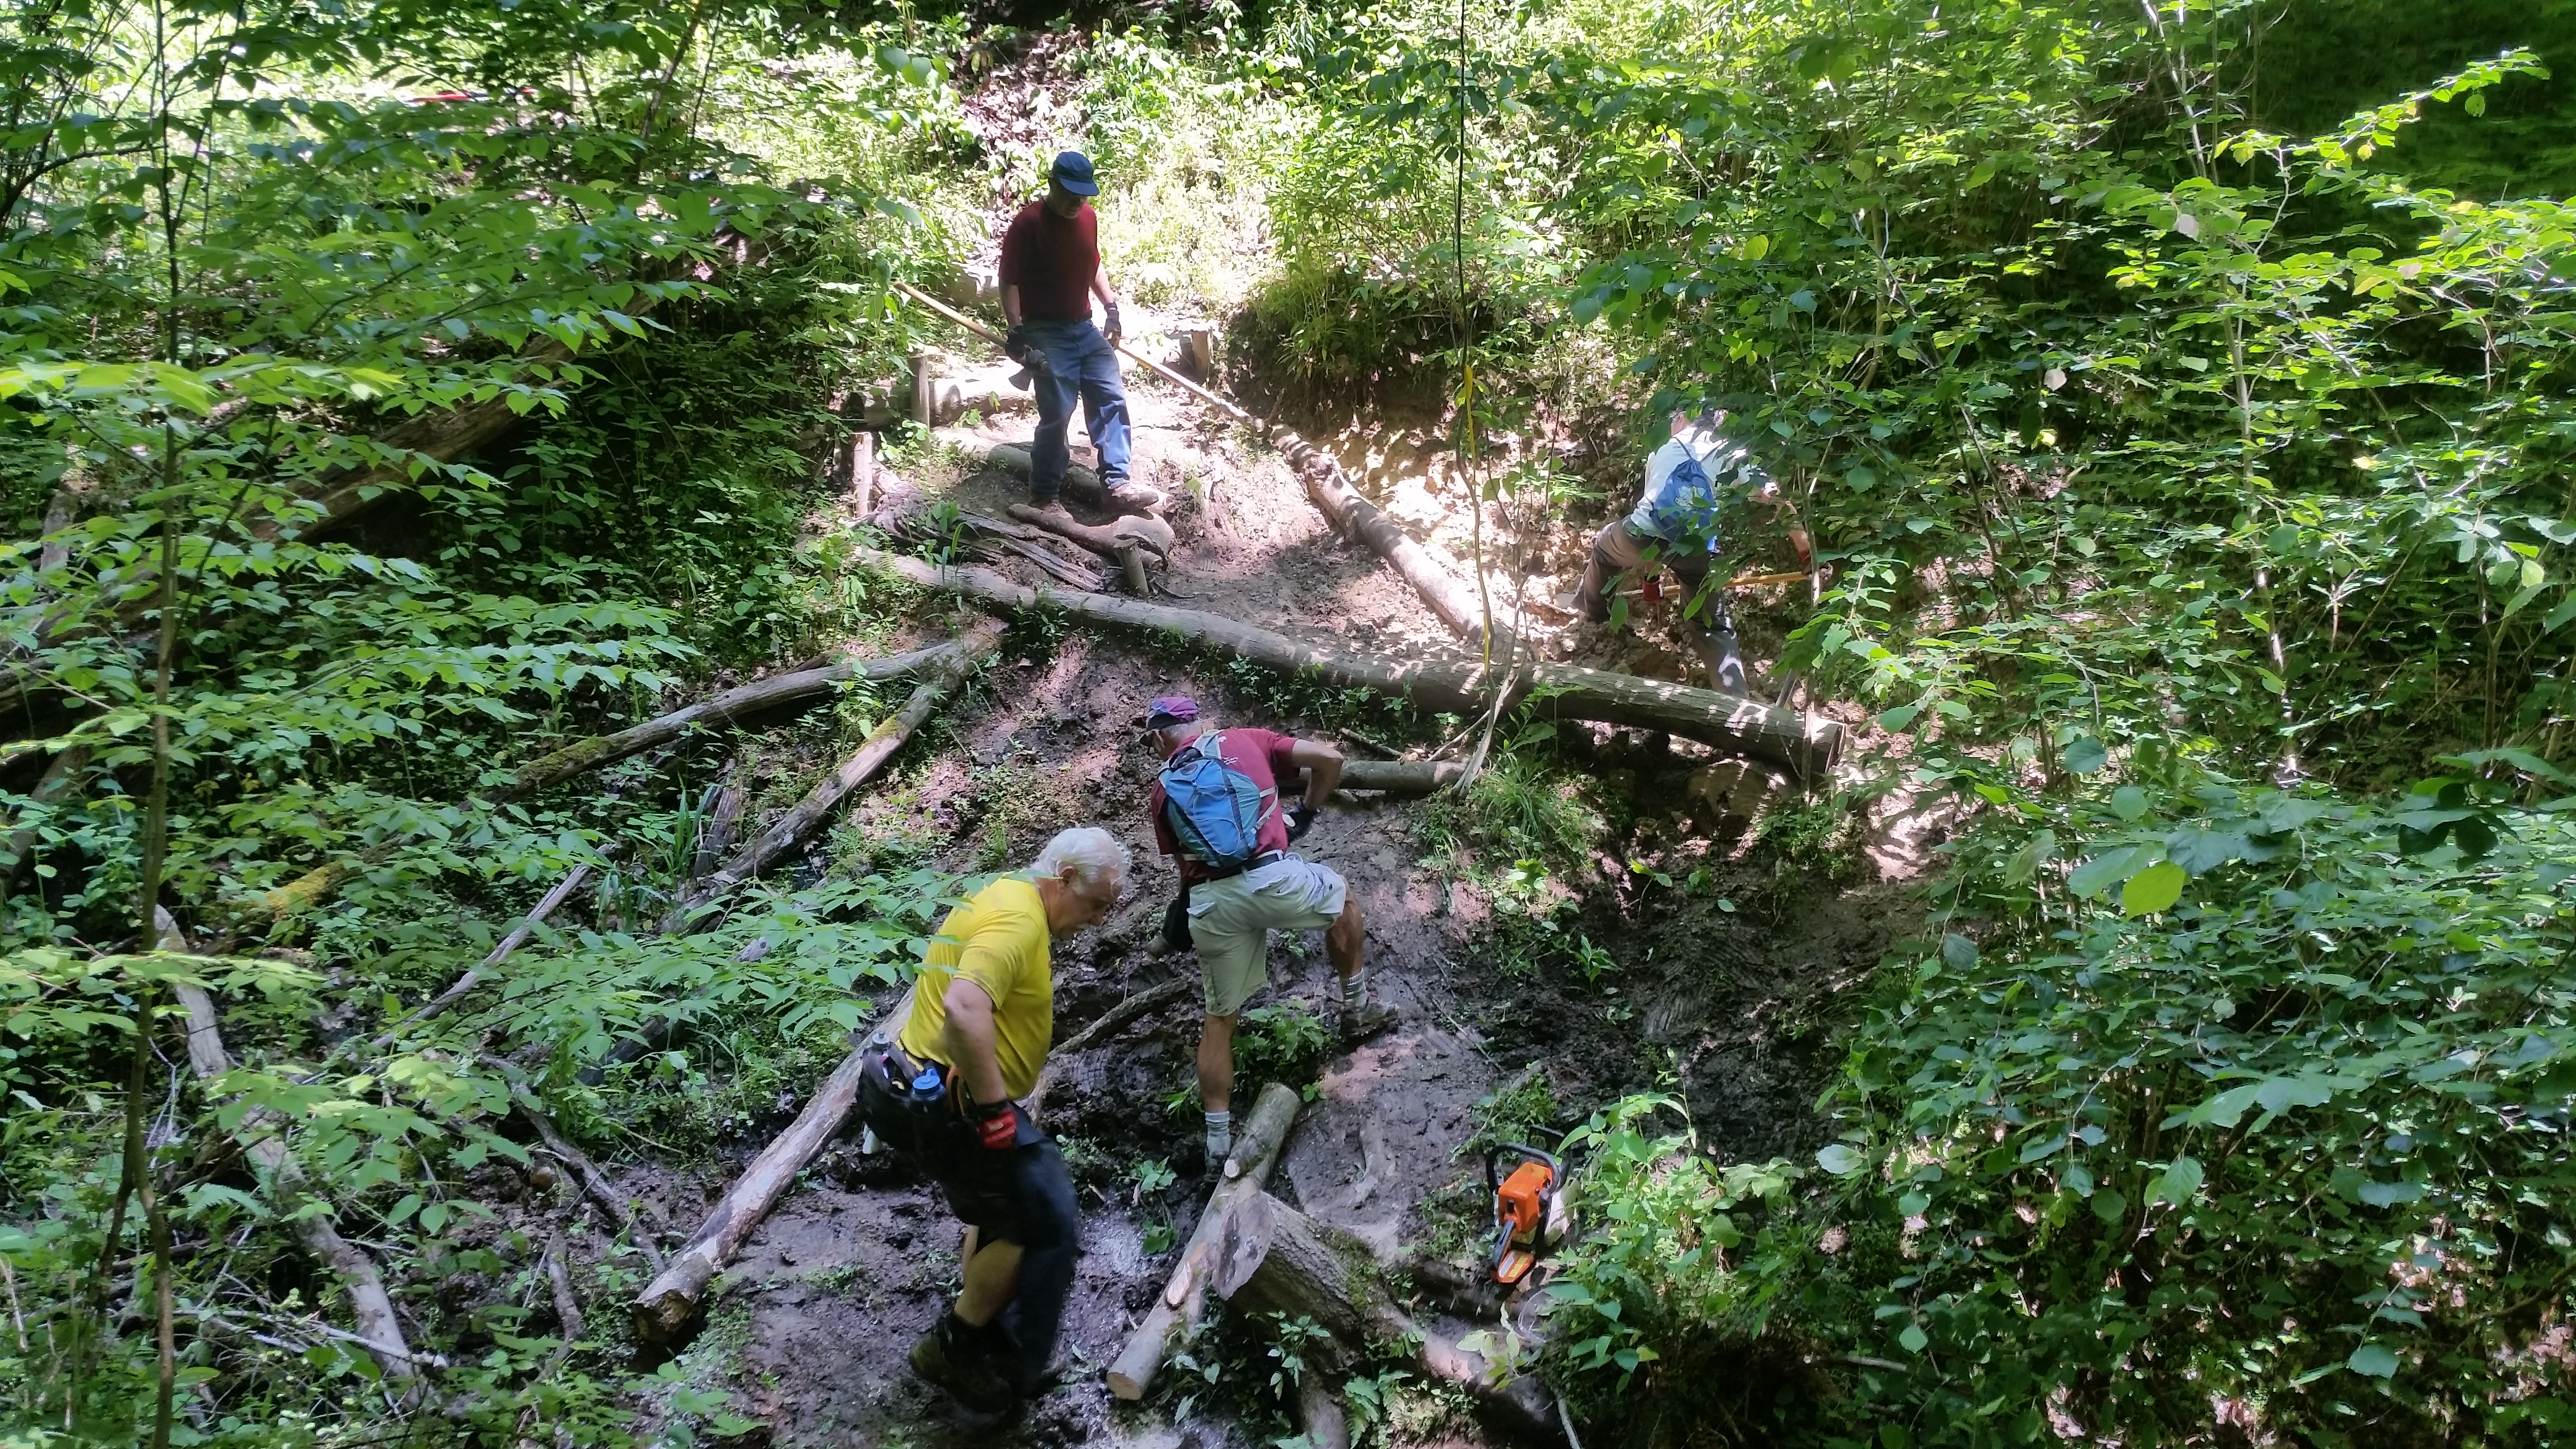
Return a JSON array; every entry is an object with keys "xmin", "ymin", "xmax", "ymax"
[
  {"xmin": 998, "ymin": 151, "xmax": 1161, "ymax": 515},
  {"xmin": 1139, "ymin": 695, "xmax": 1397, "ymax": 1166}
]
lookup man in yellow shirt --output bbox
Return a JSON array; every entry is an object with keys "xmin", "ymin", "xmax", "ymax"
[{"xmin": 858, "ymin": 826, "xmax": 1130, "ymax": 1411}]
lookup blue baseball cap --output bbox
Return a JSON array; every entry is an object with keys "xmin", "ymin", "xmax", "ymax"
[{"xmin": 1049, "ymin": 150, "xmax": 1099, "ymax": 197}]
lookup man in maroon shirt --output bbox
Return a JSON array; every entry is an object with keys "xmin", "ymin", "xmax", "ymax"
[
  {"xmin": 1139, "ymin": 695, "xmax": 1397, "ymax": 1166},
  {"xmin": 998, "ymin": 151, "xmax": 1160, "ymax": 515}
]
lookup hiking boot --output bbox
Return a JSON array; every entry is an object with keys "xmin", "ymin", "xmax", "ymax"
[
  {"xmin": 910, "ymin": 1312, "xmax": 1015, "ymax": 1412},
  {"xmin": 1103, "ymin": 483, "xmax": 1167, "ymax": 516},
  {"xmin": 1337, "ymin": 1000, "xmax": 1400, "ymax": 1046},
  {"xmin": 1026, "ymin": 497, "xmax": 1074, "ymax": 521}
]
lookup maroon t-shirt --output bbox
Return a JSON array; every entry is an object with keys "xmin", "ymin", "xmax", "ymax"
[
  {"xmin": 997, "ymin": 200, "xmax": 1099, "ymax": 323},
  {"xmin": 1150, "ymin": 728, "xmax": 1298, "ymax": 883}
]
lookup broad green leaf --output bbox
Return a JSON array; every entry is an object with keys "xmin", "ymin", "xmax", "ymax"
[{"xmin": 2122, "ymin": 861, "xmax": 2186, "ymax": 916}]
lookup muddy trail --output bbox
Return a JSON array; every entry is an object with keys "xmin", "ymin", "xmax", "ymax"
[{"xmin": 534, "ymin": 341, "xmax": 1932, "ymax": 1449}]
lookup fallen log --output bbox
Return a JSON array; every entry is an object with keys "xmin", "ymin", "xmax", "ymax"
[
  {"xmin": 1005, "ymin": 501, "xmax": 1175, "ymax": 563},
  {"xmin": 503, "ymin": 638, "xmax": 970, "ymax": 802},
  {"xmin": 1024, "ymin": 976, "xmax": 1191, "ymax": 1123},
  {"xmin": 853, "ymin": 551, "xmax": 1843, "ymax": 779},
  {"xmin": 631, "ymin": 989, "xmax": 913, "ymax": 1342},
  {"xmin": 374, "ymin": 855, "xmax": 604, "ymax": 1048},
  {"xmin": 159, "ymin": 911, "xmax": 419, "ymax": 1384},
  {"xmin": 1332, "ymin": 759, "xmax": 1467, "ymax": 795},
  {"xmin": 657, "ymin": 618, "xmax": 1003, "ymax": 933},
  {"xmin": 1296, "ymin": 455, "xmax": 1492, "ymax": 644},
  {"xmin": 985, "ymin": 443, "xmax": 1158, "ymax": 520},
  {"xmin": 690, "ymin": 783, "xmax": 747, "ymax": 880},
  {"xmin": 1220, "ymin": 1191, "xmax": 1563, "ymax": 1445},
  {"xmin": 1106, "ymin": 1080, "xmax": 1301, "ymax": 1400},
  {"xmin": 511, "ymin": 1088, "xmax": 667, "ymax": 1277}
]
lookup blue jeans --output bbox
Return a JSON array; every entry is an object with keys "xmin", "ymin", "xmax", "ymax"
[{"xmin": 1023, "ymin": 318, "xmax": 1131, "ymax": 500}]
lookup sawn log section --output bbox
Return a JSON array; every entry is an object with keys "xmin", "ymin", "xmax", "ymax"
[{"xmin": 853, "ymin": 550, "xmax": 1843, "ymax": 778}]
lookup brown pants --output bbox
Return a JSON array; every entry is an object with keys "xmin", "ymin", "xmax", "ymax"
[{"xmin": 1574, "ymin": 520, "xmax": 1747, "ymax": 695}]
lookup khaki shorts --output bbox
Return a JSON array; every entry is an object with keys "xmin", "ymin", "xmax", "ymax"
[{"xmin": 1189, "ymin": 856, "xmax": 1349, "ymax": 1017}]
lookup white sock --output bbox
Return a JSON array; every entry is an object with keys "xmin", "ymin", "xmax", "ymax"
[
  {"xmin": 1204, "ymin": 1110, "xmax": 1232, "ymax": 1163},
  {"xmin": 1336, "ymin": 965, "xmax": 1369, "ymax": 1010}
]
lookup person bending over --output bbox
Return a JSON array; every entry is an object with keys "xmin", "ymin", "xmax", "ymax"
[
  {"xmin": 1573, "ymin": 407, "xmax": 1811, "ymax": 697},
  {"xmin": 858, "ymin": 826, "xmax": 1130, "ymax": 1412},
  {"xmin": 1138, "ymin": 695, "xmax": 1396, "ymax": 1167},
  {"xmin": 997, "ymin": 150, "xmax": 1164, "ymax": 516}
]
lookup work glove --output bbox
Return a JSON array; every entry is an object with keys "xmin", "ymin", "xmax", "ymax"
[
  {"xmin": 972, "ymin": 1098, "xmax": 1020, "ymax": 1151},
  {"xmin": 1789, "ymin": 527, "xmax": 1815, "ymax": 569},
  {"xmin": 1284, "ymin": 802, "xmax": 1318, "ymax": 844},
  {"xmin": 1102, "ymin": 302, "xmax": 1124, "ymax": 344},
  {"xmin": 1003, "ymin": 322, "xmax": 1030, "ymax": 365}
]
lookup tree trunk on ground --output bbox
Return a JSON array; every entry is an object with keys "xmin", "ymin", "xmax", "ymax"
[
  {"xmin": 501, "ymin": 638, "xmax": 969, "ymax": 802},
  {"xmin": 1296, "ymin": 452, "xmax": 1494, "ymax": 645},
  {"xmin": 630, "ymin": 988, "xmax": 912, "ymax": 1343},
  {"xmin": 1005, "ymin": 501, "xmax": 1175, "ymax": 562},
  {"xmin": 1221, "ymin": 1191, "xmax": 1565, "ymax": 1446},
  {"xmin": 655, "ymin": 619, "xmax": 1002, "ymax": 933},
  {"xmin": 1107, "ymin": 1081, "xmax": 1302, "ymax": 1401},
  {"xmin": 1300, "ymin": 1375, "xmax": 1352, "ymax": 1449},
  {"xmin": 159, "ymin": 911, "xmax": 420, "ymax": 1384},
  {"xmin": 985, "ymin": 443, "xmax": 1160, "ymax": 520},
  {"xmin": 852, "ymin": 551, "xmax": 1844, "ymax": 778},
  {"xmin": 690, "ymin": 783, "xmax": 747, "ymax": 880},
  {"xmin": 1024, "ymin": 976, "xmax": 1190, "ymax": 1123},
  {"xmin": 1331, "ymin": 759, "xmax": 1466, "ymax": 794}
]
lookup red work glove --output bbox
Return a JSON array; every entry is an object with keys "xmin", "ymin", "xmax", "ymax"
[{"xmin": 974, "ymin": 1099, "xmax": 1019, "ymax": 1150}]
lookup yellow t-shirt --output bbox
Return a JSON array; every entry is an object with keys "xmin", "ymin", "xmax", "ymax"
[{"xmin": 897, "ymin": 876, "xmax": 1053, "ymax": 1100}]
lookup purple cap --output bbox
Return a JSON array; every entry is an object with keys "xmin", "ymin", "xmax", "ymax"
[{"xmin": 1139, "ymin": 695, "xmax": 1199, "ymax": 729}]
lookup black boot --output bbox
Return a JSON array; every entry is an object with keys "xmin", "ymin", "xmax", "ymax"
[{"xmin": 910, "ymin": 1310, "xmax": 1015, "ymax": 1412}]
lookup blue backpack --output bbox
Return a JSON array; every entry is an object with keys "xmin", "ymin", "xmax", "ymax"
[{"xmin": 1159, "ymin": 731, "xmax": 1272, "ymax": 870}]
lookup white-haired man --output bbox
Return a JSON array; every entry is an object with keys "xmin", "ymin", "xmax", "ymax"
[
  {"xmin": 858, "ymin": 826, "xmax": 1130, "ymax": 1412},
  {"xmin": 1138, "ymin": 696, "xmax": 1395, "ymax": 1167}
]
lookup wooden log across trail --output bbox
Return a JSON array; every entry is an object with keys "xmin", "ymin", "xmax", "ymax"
[
  {"xmin": 1332, "ymin": 759, "xmax": 1468, "ymax": 794},
  {"xmin": 1219, "ymin": 1191, "xmax": 1565, "ymax": 1446},
  {"xmin": 1106, "ymin": 1080, "xmax": 1301, "ymax": 1400},
  {"xmin": 985, "ymin": 442, "xmax": 1158, "ymax": 520},
  {"xmin": 158, "ymin": 911, "xmax": 421, "ymax": 1383},
  {"xmin": 853, "ymin": 550, "xmax": 1844, "ymax": 778},
  {"xmin": 631, "ymin": 988, "xmax": 914, "ymax": 1342},
  {"xmin": 656, "ymin": 618, "xmax": 1003, "ymax": 933}
]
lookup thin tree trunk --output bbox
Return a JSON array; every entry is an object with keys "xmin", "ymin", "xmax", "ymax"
[
  {"xmin": 160, "ymin": 912, "xmax": 419, "ymax": 1384},
  {"xmin": 630, "ymin": 989, "xmax": 913, "ymax": 1343},
  {"xmin": 854, "ymin": 551, "xmax": 1844, "ymax": 778},
  {"xmin": 1106, "ymin": 1081, "xmax": 1302, "ymax": 1400},
  {"xmin": 655, "ymin": 619, "xmax": 1002, "ymax": 933}
]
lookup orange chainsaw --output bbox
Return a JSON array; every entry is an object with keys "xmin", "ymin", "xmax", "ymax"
[{"xmin": 1484, "ymin": 1143, "xmax": 1566, "ymax": 1287}]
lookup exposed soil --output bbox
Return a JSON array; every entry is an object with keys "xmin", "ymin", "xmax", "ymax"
[{"xmin": 526, "ymin": 352, "xmax": 1931, "ymax": 1447}]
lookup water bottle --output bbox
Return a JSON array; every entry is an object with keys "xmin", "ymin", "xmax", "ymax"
[{"xmin": 910, "ymin": 1063, "xmax": 944, "ymax": 1105}]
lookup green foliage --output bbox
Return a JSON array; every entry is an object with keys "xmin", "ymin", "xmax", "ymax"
[
  {"xmin": 1236, "ymin": 1000, "xmax": 1332, "ymax": 1097},
  {"xmin": 1545, "ymin": 1095, "xmax": 1803, "ymax": 1394}
]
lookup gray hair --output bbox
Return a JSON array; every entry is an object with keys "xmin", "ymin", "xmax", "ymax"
[
  {"xmin": 1031, "ymin": 826, "xmax": 1130, "ymax": 891},
  {"xmin": 1155, "ymin": 720, "xmax": 1206, "ymax": 749}
]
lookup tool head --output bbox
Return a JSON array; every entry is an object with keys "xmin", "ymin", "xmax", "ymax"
[{"xmin": 1486, "ymin": 1143, "xmax": 1563, "ymax": 1286}]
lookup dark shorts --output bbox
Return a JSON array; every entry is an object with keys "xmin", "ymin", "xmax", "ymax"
[{"xmin": 858, "ymin": 1047, "xmax": 1076, "ymax": 1250}]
